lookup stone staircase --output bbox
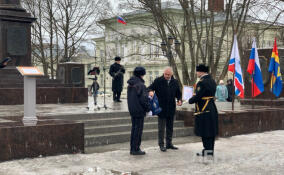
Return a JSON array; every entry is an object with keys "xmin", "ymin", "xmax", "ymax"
[{"xmin": 48, "ymin": 111, "xmax": 194, "ymax": 148}]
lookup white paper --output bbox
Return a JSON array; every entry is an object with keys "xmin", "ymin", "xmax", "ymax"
[
  {"xmin": 182, "ymin": 86, "xmax": 193, "ymax": 101},
  {"xmin": 147, "ymin": 111, "xmax": 153, "ymax": 116},
  {"xmin": 22, "ymin": 68, "xmax": 40, "ymax": 74}
]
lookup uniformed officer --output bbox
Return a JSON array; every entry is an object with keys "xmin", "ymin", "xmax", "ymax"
[
  {"xmin": 188, "ymin": 64, "xmax": 218, "ymax": 156},
  {"xmin": 109, "ymin": 56, "xmax": 125, "ymax": 102}
]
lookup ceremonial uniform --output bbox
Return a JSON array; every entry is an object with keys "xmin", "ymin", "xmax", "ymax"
[
  {"xmin": 189, "ymin": 73, "xmax": 218, "ymax": 156},
  {"xmin": 109, "ymin": 57, "xmax": 125, "ymax": 102}
]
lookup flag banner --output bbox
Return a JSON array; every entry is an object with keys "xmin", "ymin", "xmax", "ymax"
[
  {"xmin": 229, "ymin": 35, "xmax": 244, "ymax": 98},
  {"xmin": 247, "ymin": 38, "xmax": 264, "ymax": 97},
  {"xmin": 117, "ymin": 16, "xmax": 127, "ymax": 25},
  {"xmin": 268, "ymin": 39, "xmax": 282, "ymax": 97}
]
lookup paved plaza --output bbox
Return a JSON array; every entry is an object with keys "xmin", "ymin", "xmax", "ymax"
[
  {"xmin": 0, "ymin": 96, "xmax": 283, "ymax": 174},
  {"xmin": 0, "ymin": 130, "xmax": 283, "ymax": 175},
  {"xmin": 0, "ymin": 96, "xmax": 248, "ymax": 118}
]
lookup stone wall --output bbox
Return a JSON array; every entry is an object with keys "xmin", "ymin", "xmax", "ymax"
[{"xmin": 176, "ymin": 108, "xmax": 284, "ymax": 137}]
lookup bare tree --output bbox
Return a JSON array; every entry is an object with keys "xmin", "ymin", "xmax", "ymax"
[
  {"xmin": 22, "ymin": 0, "xmax": 112, "ymax": 78},
  {"xmin": 115, "ymin": 0, "xmax": 284, "ymax": 87}
]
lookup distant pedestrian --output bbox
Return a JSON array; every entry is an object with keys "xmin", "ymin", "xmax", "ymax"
[
  {"xmin": 127, "ymin": 67, "xmax": 151, "ymax": 155},
  {"xmin": 109, "ymin": 56, "xmax": 125, "ymax": 102},
  {"xmin": 89, "ymin": 77, "xmax": 100, "ymax": 106},
  {"xmin": 215, "ymin": 80, "xmax": 228, "ymax": 102},
  {"xmin": 148, "ymin": 67, "xmax": 182, "ymax": 152},
  {"xmin": 188, "ymin": 64, "xmax": 218, "ymax": 157},
  {"xmin": 226, "ymin": 79, "xmax": 234, "ymax": 102}
]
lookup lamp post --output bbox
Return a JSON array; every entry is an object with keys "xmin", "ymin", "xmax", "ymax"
[{"xmin": 161, "ymin": 36, "xmax": 181, "ymax": 58}]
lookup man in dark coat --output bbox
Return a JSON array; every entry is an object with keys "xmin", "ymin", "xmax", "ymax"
[
  {"xmin": 109, "ymin": 56, "xmax": 125, "ymax": 102},
  {"xmin": 188, "ymin": 64, "xmax": 218, "ymax": 157},
  {"xmin": 226, "ymin": 79, "xmax": 234, "ymax": 102},
  {"xmin": 127, "ymin": 66, "xmax": 151, "ymax": 155},
  {"xmin": 148, "ymin": 67, "xmax": 182, "ymax": 152}
]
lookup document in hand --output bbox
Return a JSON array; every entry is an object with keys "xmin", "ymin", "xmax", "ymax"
[{"xmin": 182, "ymin": 86, "xmax": 194, "ymax": 101}]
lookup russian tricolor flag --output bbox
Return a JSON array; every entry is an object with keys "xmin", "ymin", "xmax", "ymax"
[
  {"xmin": 117, "ymin": 16, "xmax": 127, "ymax": 25},
  {"xmin": 228, "ymin": 35, "xmax": 244, "ymax": 98},
  {"xmin": 247, "ymin": 38, "xmax": 264, "ymax": 97}
]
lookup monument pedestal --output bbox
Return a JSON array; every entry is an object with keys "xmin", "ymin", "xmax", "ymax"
[
  {"xmin": 0, "ymin": 116, "xmax": 84, "ymax": 162},
  {"xmin": 176, "ymin": 107, "xmax": 284, "ymax": 137}
]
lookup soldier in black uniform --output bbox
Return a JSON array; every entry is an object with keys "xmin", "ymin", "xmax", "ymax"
[
  {"xmin": 188, "ymin": 64, "xmax": 218, "ymax": 156},
  {"xmin": 127, "ymin": 67, "xmax": 151, "ymax": 155},
  {"xmin": 109, "ymin": 56, "xmax": 125, "ymax": 102}
]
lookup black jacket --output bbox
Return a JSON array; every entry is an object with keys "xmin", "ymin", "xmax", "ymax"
[
  {"xmin": 148, "ymin": 76, "xmax": 182, "ymax": 118},
  {"xmin": 127, "ymin": 76, "xmax": 151, "ymax": 118},
  {"xmin": 188, "ymin": 74, "xmax": 218, "ymax": 137},
  {"xmin": 109, "ymin": 63, "xmax": 125, "ymax": 92},
  {"xmin": 226, "ymin": 84, "xmax": 234, "ymax": 102}
]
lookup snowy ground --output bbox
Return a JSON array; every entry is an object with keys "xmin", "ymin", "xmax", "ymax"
[{"xmin": 0, "ymin": 130, "xmax": 284, "ymax": 175}]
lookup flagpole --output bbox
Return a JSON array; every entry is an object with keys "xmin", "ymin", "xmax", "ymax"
[
  {"xmin": 231, "ymin": 32, "xmax": 237, "ymax": 111},
  {"xmin": 270, "ymin": 73, "xmax": 274, "ymax": 107},
  {"xmin": 232, "ymin": 71, "xmax": 235, "ymax": 111},
  {"xmin": 252, "ymin": 74, "xmax": 255, "ymax": 109}
]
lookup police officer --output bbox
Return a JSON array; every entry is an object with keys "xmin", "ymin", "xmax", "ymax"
[
  {"xmin": 188, "ymin": 64, "xmax": 218, "ymax": 156},
  {"xmin": 109, "ymin": 56, "xmax": 125, "ymax": 102},
  {"xmin": 127, "ymin": 67, "xmax": 151, "ymax": 155}
]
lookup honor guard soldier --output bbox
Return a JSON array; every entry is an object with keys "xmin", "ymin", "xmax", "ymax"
[
  {"xmin": 109, "ymin": 56, "xmax": 125, "ymax": 102},
  {"xmin": 188, "ymin": 64, "xmax": 218, "ymax": 157}
]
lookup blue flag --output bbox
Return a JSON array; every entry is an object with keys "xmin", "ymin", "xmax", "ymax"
[{"xmin": 268, "ymin": 39, "xmax": 282, "ymax": 97}]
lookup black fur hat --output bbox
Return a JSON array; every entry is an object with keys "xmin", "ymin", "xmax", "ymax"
[
  {"xmin": 114, "ymin": 56, "xmax": 121, "ymax": 61},
  {"xmin": 196, "ymin": 64, "xmax": 209, "ymax": 73},
  {"xmin": 134, "ymin": 66, "xmax": 146, "ymax": 77}
]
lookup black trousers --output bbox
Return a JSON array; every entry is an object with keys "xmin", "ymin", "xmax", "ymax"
[
  {"xmin": 158, "ymin": 116, "xmax": 174, "ymax": 146},
  {"xmin": 113, "ymin": 91, "xmax": 121, "ymax": 101},
  {"xmin": 130, "ymin": 117, "xmax": 144, "ymax": 151},
  {"xmin": 202, "ymin": 137, "xmax": 215, "ymax": 155}
]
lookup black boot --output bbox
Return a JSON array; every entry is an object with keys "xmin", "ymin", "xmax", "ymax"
[
  {"xmin": 159, "ymin": 146, "xmax": 167, "ymax": 152},
  {"xmin": 130, "ymin": 150, "xmax": 146, "ymax": 155},
  {"xmin": 166, "ymin": 144, "xmax": 178, "ymax": 150}
]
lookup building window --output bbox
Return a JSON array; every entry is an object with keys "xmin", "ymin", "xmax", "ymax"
[
  {"xmin": 100, "ymin": 50, "xmax": 104, "ymax": 60},
  {"xmin": 129, "ymin": 71, "xmax": 133, "ymax": 78},
  {"xmin": 87, "ymin": 64, "xmax": 91, "ymax": 71},
  {"xmin": 121, "ymin": 44, "xmax": 124, "ymax": 57},
  {"xmin": 124, "ymin": 43, "xmax": 127, "ymax": 56},
  {"xmin": 100, "ymin": 74, "xmax": 104, "ymax": 88},
  {"xmin": 133, "ymin": 40, "xmax": 137, "ymax": 54},
  {"xmin": 155, "ymin": 42, "xmax": 160, "ymax": 57},
  {"xmin": 149, "ymin": 71, "xmax": 153, "ymax": 84},
  {"xmin": 149, "ymin": 40, "xmax": 153, "ymax": 58},
  {"xmin": 155, "ymin": 71, "xmax": 159, "ymax": 78},
  {"xmin": 116, "ymin": 42, "xmax": 120, "ymax": 56}
]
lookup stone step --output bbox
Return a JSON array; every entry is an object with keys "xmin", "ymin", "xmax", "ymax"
[
  {"xmin": 47, "ymin": 112, "xmax": 131, "ymax": 120},
  {"xmin": 85, "ymin": 121, "xmax": 185, "ymax": 135},
  {"xmin": 84, "ymin": 127, "xmax": 194, "ymax": 147},
  {"xmin": 82, "ymin": 117, "xmax": 158, "ymax": 127}
]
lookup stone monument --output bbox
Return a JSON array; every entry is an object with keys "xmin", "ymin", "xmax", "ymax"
[
  {"xmin": 0, "ymin": 1, "xmax": 88, "ymax": 105},
  {"xmin": 0, "ymin": 0, "xmax": 35, "ymax": 66},
  {"xmin": 0, "ymin": 1, "xmax": 84, "ymax": 161}
]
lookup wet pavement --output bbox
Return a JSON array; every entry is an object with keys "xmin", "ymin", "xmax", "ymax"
[
  {"xmin": 0, "ymin": 130, "xmax": 283, "ymax": 175},
  {"xmin": 0, "ymin": 96, "xmax": 284, "ymax": 174}
]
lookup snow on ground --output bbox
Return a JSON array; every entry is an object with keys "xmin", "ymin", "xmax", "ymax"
[{"xmin": 0, "ymin": 130, "xmax": 284, "ymax": 175}]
